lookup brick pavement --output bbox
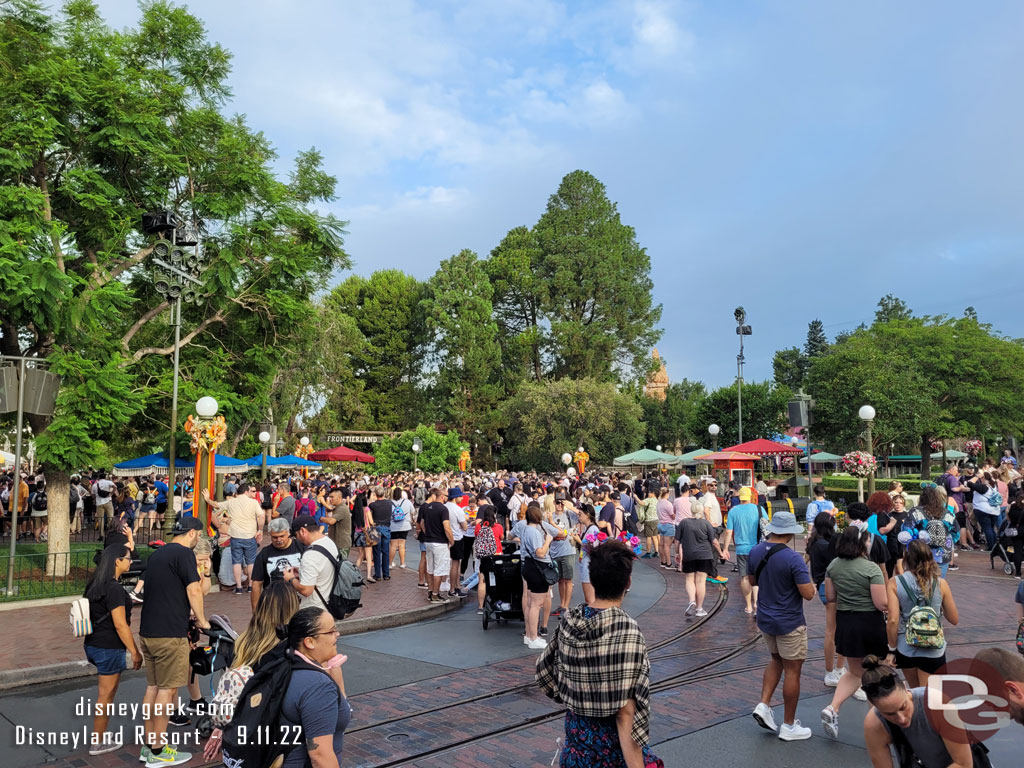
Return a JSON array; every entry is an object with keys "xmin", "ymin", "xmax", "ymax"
[
  {"xmin": 20, "ymin": 543, "xmax": 1021, "ymax": 768},
  {"xmin": 0, "ymin": 552, "xmax": 438, "ymax": 684}
]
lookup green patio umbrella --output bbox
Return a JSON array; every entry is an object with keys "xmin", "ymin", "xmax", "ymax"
[{"xmin": 612, "ymin": 448, "xmax": 681, "ymax": 467}]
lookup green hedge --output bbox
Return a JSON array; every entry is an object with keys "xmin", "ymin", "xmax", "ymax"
[{"xmin": 824, "ymin": 476, "xmax": 941, "ymax": 493}]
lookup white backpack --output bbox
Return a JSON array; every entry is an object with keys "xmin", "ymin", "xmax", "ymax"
[{"xmin": 70, "ymin": 597, "xmax": 92, "ymax": 637}]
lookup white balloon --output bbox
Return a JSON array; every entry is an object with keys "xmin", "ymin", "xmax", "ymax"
[
  {"xmin": 566, "ymin": 467, "xmax": 577, "ymax": 477},
  {"xmin": 561, "ymin": 453, "xmax": 572, "ymax": 465}
]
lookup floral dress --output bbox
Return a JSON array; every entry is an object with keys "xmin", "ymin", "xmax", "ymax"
[{"xmin": 559, "ymin": 607, "xmax": 663, "ymax": 768}]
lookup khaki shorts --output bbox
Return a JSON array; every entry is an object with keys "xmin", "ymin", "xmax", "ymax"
[
  {"xmin": 762, "ymin": 625, "xmax": 808, "ymax": 661},
  {"xmin": 643, "ymin": 520, "xmax": 659, "ymax": 538},
  {"xmin": 140, "ymin": 636, "xmax": 189, "ymax": 689}
]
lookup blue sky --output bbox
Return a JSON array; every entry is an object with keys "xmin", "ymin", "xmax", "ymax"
[{"xmin": 93, "ymin": 1, "xmax": 1024, "ymax": 387}]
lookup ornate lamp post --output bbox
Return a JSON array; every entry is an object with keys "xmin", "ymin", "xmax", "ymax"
[
  {"xmin": 708, "ymin": 424, "xmax": 720, "ymax": 453},
  {"xmin": 185, "ymin": 396, "xmax": 225, "ymax": 532},
  {"xmin": 259, "ymin": 431, "xmax": 271, "ymax": 481},
  {"xmin": 859, "ymin": 404, "xmax": 876, "ymax": 495},
  {"xmin": 412, "ymin": 437, "xmax": 422, "ymax": 472},
  {"xmin": 734, "ymin": 307, "xmax": 753, "ymax": 443}
]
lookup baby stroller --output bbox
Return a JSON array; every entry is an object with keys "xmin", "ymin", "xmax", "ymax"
[
  {"xmin": 990, "ymin": 518, "xmax": 1017, "ymax": 576},
  {"xmin": 191, "ymin": 614, "xmax": 239, "ymax": 738},
  {"xmin": 480, "ymin": 552, "xmax": 524, "ymax": 630}
]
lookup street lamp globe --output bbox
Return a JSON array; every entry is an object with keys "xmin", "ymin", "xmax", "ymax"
[
  {"xmin": 578, "ymin": 445, "xmax": 584, "ymax": 453},
  {"xmin": 299, "ymin": 436, "xmax": 310, "ymax": 447},
  {"xmin": 858, "ymin": 404, "xmax": 876, "ymax": 421},
  {"xmin": 195, "ymin": 396, "xmax": 218, "ymax": 418},
  {"xmin": 258, "ymin": 431, "xmax": 271, "ymax": 444},
  {"xmin": 708, "ymin": 424, "xmax": 720, "ymax": 437},
  {"xmin": 791, "ymin": 436, "xmax": 799, "ymax": 446},
  {"xmin": 561, "ymin": 453, "xmax": 572, "ymax": 465},
  {"xmin": 656, "ymin": 445, "xmax": 662, "ymax": 452},
  {"xmin": 275, "ymin": 439, "xmax": 285, "ymax": 452}
]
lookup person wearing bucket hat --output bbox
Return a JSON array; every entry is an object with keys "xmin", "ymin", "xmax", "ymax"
[{"xmin": 747, "ymin": 510, "xmax": 816, "ymax": 741}]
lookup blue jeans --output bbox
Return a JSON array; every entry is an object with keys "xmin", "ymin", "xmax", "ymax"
[
  {"xmin": 373, "ymin": 525, "xmax": 391, "ymax": 579},
  {"xmin": 978, "ymin": 513, "xmax": 999, "ymax": 550}
]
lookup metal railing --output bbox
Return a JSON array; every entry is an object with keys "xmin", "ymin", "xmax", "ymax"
[{"xmin": 0, "ymin": 549, "xmax": 97, "ymax": 601}]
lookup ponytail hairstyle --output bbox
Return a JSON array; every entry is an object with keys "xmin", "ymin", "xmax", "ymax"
[
  {"xmin": 860, "ymin": 655, "xmax": 905, "ymax": 703},
  {"xmin": 903, "ymin": 539, "xmax": 941, "ymax": 596},
  {"xmin": 285, "ymin": 606, "xmax": 330, "ymax": 652}
]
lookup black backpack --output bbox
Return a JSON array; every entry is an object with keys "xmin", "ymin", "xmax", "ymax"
[
  {"xmin": 221, "ymin": 650, "xmax": 334, "ymax": 768},
  {"xmin": 32, "ymin": 491, "xmax": 47, "ymax": 512}
]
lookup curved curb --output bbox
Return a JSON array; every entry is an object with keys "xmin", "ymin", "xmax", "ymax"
[{"xmin": 0, "ymin": 595, "xmax": 468, "ymax": 692}]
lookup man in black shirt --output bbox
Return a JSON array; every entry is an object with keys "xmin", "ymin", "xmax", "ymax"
[
  {"xmin": 138, "ymin": 517, "xmax": 209, "ymax": 764},
  {"xmin": 419, "ymin": 488, "xmax": 453, "ymax": 603},
  {"xmin": 249, "ymin": 517, "xmax": 304, "ymax": 610},
  {"xmin": 487, "ymin": 481, "xmax": 510, "ymax": 529}
]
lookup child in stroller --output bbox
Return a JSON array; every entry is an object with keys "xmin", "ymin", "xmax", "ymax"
[{"xmin": 991, "ymin": 500, "xmax": 1023, "ymax": 578}]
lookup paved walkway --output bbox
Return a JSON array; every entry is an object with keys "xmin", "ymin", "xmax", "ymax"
[
  {"xmin": 0, "ymin": 548, "xmax": 450, "ymax": 688},
  {"xmin": 7, "ymin": 542, "xmax": 1021, "ymax": 768}
]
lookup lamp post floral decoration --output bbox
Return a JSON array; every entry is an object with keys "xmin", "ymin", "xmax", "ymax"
[{"xmin": 184, "ymin": 397, "xmax": 226, "ymax": 531}]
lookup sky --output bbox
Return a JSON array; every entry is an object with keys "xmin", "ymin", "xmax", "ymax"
[{"xmin": 92, "ymin": 0, "xmax": 1024, "ymax": 387}]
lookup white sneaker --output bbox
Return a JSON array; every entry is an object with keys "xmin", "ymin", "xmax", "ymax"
[
  {"xmin": 853, "ymin": 687, "xmax": 867, "ymax": 701},
  {"xmin": 523, "ymin": 635, "xmax": 532, "ymax": 645},
  {"xmin": 684, "ymin": 601, "xmax": 696, "ymax": 616},
  {"xmin": 695, "ymin": 608, "xmax": 708, "ymax": 617},
  {"xmin": 824, "ymin": 669, "xmax": 843, "ymax": 687},
  {"xmin": 89, "ymin": 740, "xmax": 121, "ymax": 756},
  {"xmin": 752, "ymin": 702, "xmax": 778, "ymax": 732},
  {"xmin": 821, "ymin": 705, "xmax": 839, "ymax": 738},
  {"xmin": 778, "ymin": 720, "xmax": 812, "ymax": 741},
  {"xmin": 527, "ymin": 637, "xmax": 548, "ymax": 650}
]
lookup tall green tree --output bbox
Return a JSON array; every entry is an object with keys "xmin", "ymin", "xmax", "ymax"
[
  {"xmin": 422, "ymin": 250, "xmax": 502, "ymax": 443},
  {"xmin": 502, "ymin": 378, "xmax": 644, "ymax": 470},
  {"xmin": 694, "ymin": 381, "xmax": 791, "ymax": 448},
  {"xmin": 772, "ymin": 347, "xmax": 807, "ymax": 391},
  {"xmin": 324, "ymin": 270, "xmax": 427, "ymax": 430},
  {"xmin": 486, "ymin": 226, "xmax": 545, "ymax": 385},
  {"xmin": 0, "ymin": 1, "xmax": 348, "ymax": 570},
  {"xmin": 642, "ymin": 380, "xmax": 707, "ymax": 450},
  {"xmin": 373, "ymin": 425, "xmax": 465, "ymax": 474},
  {"xmin": 875, "ymin": 294, "xmax": 912, "ymax": 323},
  {"xmin": 534, "ymin": 170, "xmax": 662, "ymax": 381},
  {"xmin": 804, "ymin": 319, "xmax": 829, "ymax": 359}
]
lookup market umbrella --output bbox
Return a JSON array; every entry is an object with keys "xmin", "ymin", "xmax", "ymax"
[
  {"xmin": 799, "ymin": 452, "xmax": 844, "ymax": 464},
  {"xmin": 307, "ymin": 445, "xmax": 376, "ymax": 464},
  {"xmin": 677, "ymin": 448, "xmax": 714, "ymax": 465},
  {"xmin": 612, "ymin": 448, "xmax": 680, "ymax": 467}
]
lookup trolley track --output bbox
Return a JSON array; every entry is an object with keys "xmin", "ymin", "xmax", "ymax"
[{"xmin": 346, "ymin": 583, "xmax": 730, "ymax": 735}]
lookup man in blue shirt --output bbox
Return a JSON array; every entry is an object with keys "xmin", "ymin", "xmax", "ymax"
[
  {"xmin": 747, "ymin": 511, "xmax": 815, "ymax": 742},
  {"xmin": 721, "ymin": 487, "xmax": 766, "ymax": 614},
  {"xmin": 805, "ymin": 484, "xmax": 834, "ymax": 525},
  {"xmin": 153, "ymin": 476, "xmax": 169, "ymax": 527}
]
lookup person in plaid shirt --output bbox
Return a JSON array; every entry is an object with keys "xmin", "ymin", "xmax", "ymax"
[{"xmin": 536, "ymin": 539, "xmax": 662, "ymax": 768}]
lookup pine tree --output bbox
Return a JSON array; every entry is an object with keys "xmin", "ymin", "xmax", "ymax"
[{"xmin": 804, "ymin": 319, "xmax": 830, "ymax": 359}]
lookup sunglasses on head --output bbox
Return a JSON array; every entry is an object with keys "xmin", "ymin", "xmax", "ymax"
[{"xmin": 861, "ymin": 673, "xmax": 899, "ymax": 698}]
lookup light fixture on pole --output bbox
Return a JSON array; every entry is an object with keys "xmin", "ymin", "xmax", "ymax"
[
  {"xmin": 734, "ymin": 307, "xmax": 752, "ymax": 443},
  {"xmin": 412, "ymin": 437, "xmax": 422, "ymax": 472},
  {"xmin": 145, "ymin": 211, "xmax": 209, "ymax": 538},
  {"xmin": 708, "ymin": 424, "xmax": 720, "ymax": 453},
  {"xmin": 259, "ymin": 430, "xmax": 271, "ymax": 481},
  {"xmin": 859, "ymin": 404, "xmax": 876, "ymax": 495}
]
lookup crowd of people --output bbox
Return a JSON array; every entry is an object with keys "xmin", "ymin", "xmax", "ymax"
[{"xmin": 3, "ymin": 454, "xmax": 1020, "ymax": 767}]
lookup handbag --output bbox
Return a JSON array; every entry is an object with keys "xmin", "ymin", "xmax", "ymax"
[
  {"xmin": 526, "ymin": 557, "xmax": 559, "ymax": 586},
  {"xmin": 364, "ymin": 526, "xmax": 381, "ymax": 546}
]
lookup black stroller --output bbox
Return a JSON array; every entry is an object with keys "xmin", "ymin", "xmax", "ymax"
[
  {"xmin": 480, "ymin": 551, "xmax": 524, "ymax": 630},
  {"xmin": 191, "ymin": 614, "xmax": 239, "ymax": 738},
  {"xmin": 989, "ymin": 518, "xmax": 1018, "ymax": 576}
]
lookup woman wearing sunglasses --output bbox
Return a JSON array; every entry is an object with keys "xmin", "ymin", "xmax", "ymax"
[{"xmin": 861, "ymin": 655, "xmax": 974, "ymax": 768}]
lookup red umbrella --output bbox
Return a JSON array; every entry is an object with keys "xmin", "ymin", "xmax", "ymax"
[{"xmin": 307, "ymin": 445, "xmax": 376, "ymax": 463}]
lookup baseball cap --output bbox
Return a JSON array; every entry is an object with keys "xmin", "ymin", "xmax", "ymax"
[
  {"xmin": 290, "ymin": 514, "xmax": 319, "ymax": 533},
  {"xmin": 172, "ymin": 517, "xmax": 204, "ymax": 535},
  {"xmin": 738, "ymin": 487, "xmax": 752, "ymax": 502}
]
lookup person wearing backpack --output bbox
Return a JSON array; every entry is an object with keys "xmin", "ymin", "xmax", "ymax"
[
  {"xmin": 472, "ymin": 504, "xmax": 503, "ymax": 615},
  {"xmin": 29, "ymin": 481, "xmax": 48, "ymax": 542},
  {"xmin": 221, "ymin": 606, "xmax": 350, "ymax": 768},
  {"xmin": 388, "ymin": 486, "xmax": 414, "ymax": 569},
  {"xmin": 885, "ymin": 539, "xmax": 959, "ymax": 689},
  {"xmin": 80, "ymin": 544, "xmax": 143, "ymax": 755}
]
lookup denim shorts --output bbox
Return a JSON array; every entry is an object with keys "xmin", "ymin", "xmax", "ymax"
[
  {"xmin": 230, "ymin": 537, "xmax": 259, "ymax": 567},
  {"xmin": 657, "ymin": 523, "xmax": 676, "ymax": 537},
  {"xmin": 85, "ymin": 645, "xmax": 126, "ymax": 676}
]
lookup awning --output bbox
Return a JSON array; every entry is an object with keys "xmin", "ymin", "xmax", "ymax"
[
  {"xmin": 307, "ymin": 445, "xmax": 376, "ymax": 463},
  {"xmin": 722, "ymin": 438, "xmax": 803, "ymax": 456},
  {"xmin": 113, "ymin": 452, "xmax": 251, "ymax": 476},
  {"xmin": 692, "ymin": 451, "xmax": 762, "ymax": 462},
  {"xmin": 677, "ymin": 448, "xmax": 714, "ymax": 464},
  {"xmin": 612, "ymin": 448, "xmax": 681, "ymax": 467},
  {"xmin": 800, "ymin": 452, "xmax": 844, "ymax": 463}
]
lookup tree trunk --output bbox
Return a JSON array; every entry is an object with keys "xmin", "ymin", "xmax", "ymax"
[
  {"xmin": 45, "ymin": 467, "xmax": 70, "ymax": 577},
  {"xmin": 228, "ymin": 417, "xmax": 254, "ymax": 456},
  {"xmin": 919, "ymin": 434, "xmax": 931, "ymax": 481}
]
